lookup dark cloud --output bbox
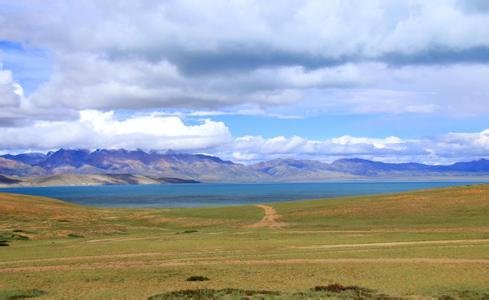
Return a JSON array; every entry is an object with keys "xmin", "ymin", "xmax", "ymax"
[
  {"xmin": 384, "ymin": 46, "xmax": 489, "ymax": 66},
  {"xmin": 132, "ymin": 46, "xmax": 489, "ymax": 76},
  {"xmin": 457, "ymin": 0, "xmax": 489, "ymax": 13},
  {"xmin": 165, "ymin": 48, "xmax": 350, "ymax": 76}
]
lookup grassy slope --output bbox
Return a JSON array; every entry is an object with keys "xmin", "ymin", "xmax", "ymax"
[
  {"xmin": 275, "ymin": 184, "xmax": 489, "ymax": 230},
  {"xmin": 0, "ymin": 185, "xmax": 488, "ymax": 299}
]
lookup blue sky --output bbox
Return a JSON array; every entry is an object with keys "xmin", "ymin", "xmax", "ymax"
[
  {"xmin": 0, "ymin": 0, "xmax": 489, "ymax": 163},
  {"xmin": 211, "ymin": 114, "xmax": 489, "ymax": 140},
  {"xmin": 0, "ymin": 41, "xmax": 52, "ymax": 94}
]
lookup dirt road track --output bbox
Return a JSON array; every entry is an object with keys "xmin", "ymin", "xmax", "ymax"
[
  {"xmin": 244, "ymin": 205, "xmax": 286, "ymax": 228},
  {"xmin": 292, "ymin": 239, "xmax": 489, "ymax": 249}
]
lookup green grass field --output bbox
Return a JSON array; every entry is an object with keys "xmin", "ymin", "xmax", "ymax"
[{"xmin": 1, "ymin": 184, "xmax": 489, "ymax": 299}]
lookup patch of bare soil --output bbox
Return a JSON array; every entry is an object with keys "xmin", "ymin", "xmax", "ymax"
[{"xmin": 244, "ymin": 205, "xmax": 287, "ymax": 228}]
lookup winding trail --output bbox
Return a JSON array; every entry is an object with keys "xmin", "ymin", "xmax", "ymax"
[{"xmin": 244, "ymin": 205, "xmax": 286, "ymax": 228}]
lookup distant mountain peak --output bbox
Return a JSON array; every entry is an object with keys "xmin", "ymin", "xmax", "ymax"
[
  {"xmin": 1, "ymin": 149, "xmax": 489, "ymax": 182},
  {"xmin": 334, "ymin": 158, "xmax": 371, "ymax": 162}
]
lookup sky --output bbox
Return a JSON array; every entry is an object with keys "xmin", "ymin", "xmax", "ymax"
[{"xmin": 0, "ymin": 0, "xmax": 489, "ymax": 164}]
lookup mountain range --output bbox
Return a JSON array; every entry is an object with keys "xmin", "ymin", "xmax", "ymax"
[{"xmin": 1, "ymin": 148, "xmax": 489, "ymax": 186}]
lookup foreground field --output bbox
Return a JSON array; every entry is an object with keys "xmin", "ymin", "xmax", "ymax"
[{"xmin": 1, "ymin": 184, "xmax": 489, "ymax": 299}]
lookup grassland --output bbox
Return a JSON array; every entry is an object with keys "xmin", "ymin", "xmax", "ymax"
[{"xmin": 1, "ymin": 184, "xmax": 489, "ymax": 299}]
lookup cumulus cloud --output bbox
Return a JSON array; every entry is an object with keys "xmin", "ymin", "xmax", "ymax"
[
  {"xmin": 0, "ymin": 64, "xmax": 21, "ymax": 108},
  {"xmin": 273, "ymin": 63, "xmax": 489, "ymax": 116},
  {"xmin": 225, "ymin": 130, "xmax": 489, "ymax": 164},
  {"xmin": 1, "ymin": 110, "xmax": 487, "ymax": 164},
  {"xmin": 0, "ymin": 0, "xmax": 488, "ymax": 115},
  {"xmin": 227, "ymin": 134, "xmax": 420, "ymax": 163},
  {"xmin": 4, "ymin": 1, "xmax": 489, "ymax": 65},
  {"xmin": 0, "ymin": 0, "xmax": 488, "ymax": 164},
  {"xmin": 0, "ymin": 62, "xmax": 78, "ymax": 126},
  {"xmin": 425, "ymin": 129, "xmax": 489, "ymax": 159},
  {"xmin": 0, "ymin": 110, "xmax": 231, "ymax": 151},
  {"xmin": 28, "ymin": 53, "xmax": 356, "ymax": 110}
]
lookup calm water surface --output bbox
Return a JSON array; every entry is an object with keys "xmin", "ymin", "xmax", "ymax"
[{"xmin": 0, "ymin": 181, "xmax": 484, "ymax": 208}]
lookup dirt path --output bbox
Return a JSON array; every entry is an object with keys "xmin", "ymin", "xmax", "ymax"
[
  {"xmin": 2, "ymin": 257, "xmax": 489, "ymax": 273},
  {"xmin": 4, "ymin": 238, "xmax": 487, "ymax": 268},
  {"xmin": 244, "ymin": 205, "xmax": 286, "ymax": 228},
  {"xmin": 85, "ymin": 236, "xmax": 155, "ymax": 243},
  {"xmin": 2, "ymin": 238, "xmax": 489, "ymax": 273},
  {"xmin": 291, "ymin": 239, "xmax": 489, "ymax": 249},
  {"xmin": 0, "ymin": 252, "xmax": 169, "ymax": 265}
]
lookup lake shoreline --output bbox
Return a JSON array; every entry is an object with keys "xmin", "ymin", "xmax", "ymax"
[{"xmin": 1, "ymin": 181, "xmax": 486, "ymax": 209}]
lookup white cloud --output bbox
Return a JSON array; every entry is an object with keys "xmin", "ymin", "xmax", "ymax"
[
  {"xmin": 5, "ymin": 0, "xmax": 484, "ymax": 60},
  {"xmin": 0, "ymin": 64, "xmax": 21, "ymax": 108},
  {"xmin": 0, "ymin": 110, "xmax": 232, "ymax": 151},
  {"xmin": 227, "ymin": 134, "xmax": 415, "ymax": 163},
  {"xmin": 0, "ymin": 109, "xmax": 488, "ymax": 164},
  {"xmin": 427, "ymin": 129, "xmax": 489, "ymax": 158},
  {"xmin": 379, "ymin": 1, "xmax": 489, "ymax": 55},
  {"xmin": 0, "ymin": 1, "xmax": 488, "ymax": 116},
  {"xmin": 27, "ymin": 52, "xmax": 366, "ymax": 111},
  {"xmin": 0, "ymin": 0, "xmax": 489, "ymax": 164},
  {"xmin": 268, "ymin": 63, "xmax": 489, "ymax": 116},
  {"xmin": 222, "ymin": 130, "xmax": 489, "ymax": 164},
  {"xmin": 0, "ymin": 62, "xmax": 78, "ymax": 126}
]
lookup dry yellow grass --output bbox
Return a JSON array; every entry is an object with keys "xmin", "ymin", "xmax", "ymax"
[{"xmin": 1, "ymin": 185, "xmax": 489, "ymax": 299}]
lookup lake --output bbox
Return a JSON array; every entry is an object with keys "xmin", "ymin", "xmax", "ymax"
[{"xmin": 0, "ymin": 181, "xmax": 484, "ymax": 208}]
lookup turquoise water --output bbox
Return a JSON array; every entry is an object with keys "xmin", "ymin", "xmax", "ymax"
[{"xmin": 0, "ymin": 181, "xmax": 483, "ymax": 208}]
